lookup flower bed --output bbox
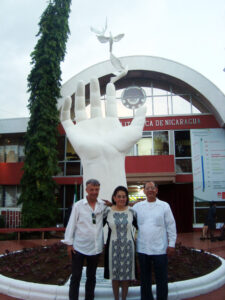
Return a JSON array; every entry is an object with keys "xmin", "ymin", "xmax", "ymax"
[{"xmin": 0, "ymin": 242, "xmax": 222, "ymax": 285}]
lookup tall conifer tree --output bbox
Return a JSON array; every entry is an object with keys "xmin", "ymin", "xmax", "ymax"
[{"xmin": 19, "ymin": 0, "xmax": 72, "ymax": 227}]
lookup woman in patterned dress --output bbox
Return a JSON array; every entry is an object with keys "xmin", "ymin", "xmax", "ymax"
[{"xmin": 104, "ymin": 186, "xmax": 137, "ymax": 300}]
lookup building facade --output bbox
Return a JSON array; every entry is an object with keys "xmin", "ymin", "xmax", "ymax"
[{"xmin": 1, "ymin": 56, "xmax": 225, "ymax": 232}]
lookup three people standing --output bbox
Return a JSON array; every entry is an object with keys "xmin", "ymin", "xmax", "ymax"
[{"xmin": 63, "ymin": 180, "xmax": 177, "ymax": 300}]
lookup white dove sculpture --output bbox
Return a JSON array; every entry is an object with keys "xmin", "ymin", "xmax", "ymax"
[
  {"xmin": 110, "ymin": 53, "xmax": 128, "ymax": 83},
  {"xmin": 90, "ymin": 19, "xmax": 127, "ymax": 83},
  {"xmin": 96, "ymin": 32, "xmax": 125, "ymax": 53},
  {"xmin": 90, "ymin": 19, "xmax": 124, "ymax": 53}
]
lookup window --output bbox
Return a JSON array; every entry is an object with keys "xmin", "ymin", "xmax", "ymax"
[
  {"xmin": 5, "ymin": 186, "xmax": 17, "ymax": 207},
  {"xmin": 0, "ymin": 186, "xmax": 20, "ymax": 207},
  {"xmin": 57, "ymin": 163, "xmax": 65, "ymax": 176},
  {"xmin": 66, "ymin": 139, "xmax": 79, "ymax": 161},
  {"xmin": 0, "ymin": 146, "xmax": 4, "ymax": 162},
  {"xmin": 128, "ymin": 131, "xmax": 169, "ymax": 156},
  {"xmin": 109, "ymin": 85, "xmax": 203, "ymax": 118},
  {"xmin": 0, "ymin": 134, "xmax": 24, "ymax": 163},
  {"xmin": 0, "ymin": 186, "xmax": 3, "ymax": 206},
  {"xmin": 55, "ymin": 137, "xmax": 82, "ymax": 177},
  {"xmin": 137, "ymin": 138, "xmax": 153, "ymax": 156},
  {"xmin": 153, "ymin": 131, "xmax": 169, "ymax": 155},
  {"xmin": 173, "ymin": 95, "xmax": 191, "ymax": 115},
  {"xmin": 65, "ymin": 162, "xmax": 81, "ymax": 176},
  {"xmin": 18, "ymin": 145, "xmax": 25, "ymax": 162},
  {"xmin": 5, "ymin": 145, "xmax": 18, "ymax": 162},
  {"xmin": 57, "ymin": 136, "xmax": 65, "ymax": 161},
  {"xmin": 194, "ymin": 201, "xmax": 225, "ymax": 224},
  {"xmin": 153, "ymin": 95, "xmax": 169, "ymax": 115},
  {"xmin": 175, "ymin": 131, "xmax": 191, "ymax": 157},
  {"xmin": 175, "ymin": 159, "xmax": 192, "ymax": 173},
  {"xmin": 174, "ymin": 130, "xmax": 192, "ymax": 174}
]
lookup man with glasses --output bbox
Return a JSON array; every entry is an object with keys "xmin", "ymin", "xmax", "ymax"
[
  {"xmin": 62, "ymin": 179, "xmax": 108, "ymax": 300},
  {"xmin": 133, "ymin": 181, "xmax": 177, "ymax": 300}
]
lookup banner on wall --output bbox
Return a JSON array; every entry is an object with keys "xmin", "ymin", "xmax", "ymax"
[{"xmin": 191, "ymin": 129, "xmax": 225, "ymax": 202}]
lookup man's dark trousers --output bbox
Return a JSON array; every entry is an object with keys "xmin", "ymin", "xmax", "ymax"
[
  {"xmin": 69, "ymin": 251, "xmax": 100, "ymax": 300},
  {"xmin": 138, "ymin": 253, "xmax": 168, "ymax": 300}
]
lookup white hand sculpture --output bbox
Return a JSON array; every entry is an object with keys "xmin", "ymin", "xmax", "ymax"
[{"xmin": 61, "ymin": 78, "xmax": 146, "ymax": 200}]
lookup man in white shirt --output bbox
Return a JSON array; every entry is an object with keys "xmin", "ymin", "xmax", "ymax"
[
  {"xmin": 62, "ymin": 179, "xmax": 107, "ymax": 300},
  {"xmin": 133, "ymin": 181, "xmax": 177, "ymax": 300}
]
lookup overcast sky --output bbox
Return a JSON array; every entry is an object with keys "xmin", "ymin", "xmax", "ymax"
[{"xmin": 0, "ymin": 0, "xmax": 225, "ymax": 119}]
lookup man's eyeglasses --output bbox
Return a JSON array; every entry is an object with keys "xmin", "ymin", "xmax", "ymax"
[
  {"xmin": 92, "ymin": 213, "xmax": 96, "ymax": 224},
  {"xmin": 145, "ymin": 186, "xmax": 156, "ymax": 191}
]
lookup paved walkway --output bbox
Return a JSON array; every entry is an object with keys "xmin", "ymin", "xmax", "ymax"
[
  {"xmin": 176, "ymin": 232, "xmax": 225, "ymax": 300},
  {"xmin": 0, "ymin": 232, "xmax": 224, "ymax": 300}
]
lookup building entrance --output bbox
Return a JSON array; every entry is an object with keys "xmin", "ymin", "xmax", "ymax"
[{"xmin": 128, "ymin": 183, "xmax": 193, "ymax": 233}]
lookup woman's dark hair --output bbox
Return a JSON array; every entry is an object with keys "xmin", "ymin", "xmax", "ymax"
[{"xmin": 111, "ymin": 186, "xmax": 129, "ymax": 206}]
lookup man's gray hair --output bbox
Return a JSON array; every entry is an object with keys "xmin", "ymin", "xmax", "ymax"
[{"xmin": 86, "ymin": 179, "xmax": 100, "ymax": 186}]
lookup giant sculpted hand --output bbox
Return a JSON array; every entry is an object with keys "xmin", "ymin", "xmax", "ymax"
[{"xmin": 61, "ymin": 78, "xmax": 146, "ymax": 200}]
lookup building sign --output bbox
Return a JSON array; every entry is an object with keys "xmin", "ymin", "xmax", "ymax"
[
  {"xmin": 120, "ymin": 114, "xmax": 219, "ymax": 130},
  {"xmin": 191, "ymin": 128, "xmax": 225, "ymax": 202},
  {"xmin": 59, "ymin": 114, "xmax": 219, "ymax": 135}
]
